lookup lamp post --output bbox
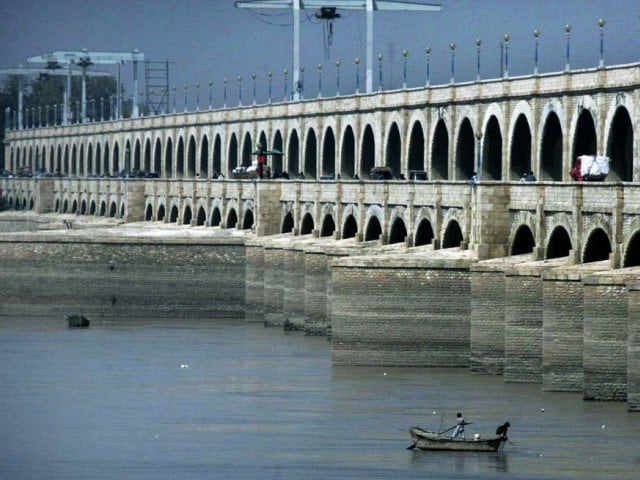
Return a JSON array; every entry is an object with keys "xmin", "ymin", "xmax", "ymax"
[
  {"xmin": 533, "ymin": 29, "xmax": 540, "ymax": 74},
  {"xmin": 598, "ymin": 18, "xmax": 606, "ymax": 67},
  {"xmin": 195, "ymin": 82, "xmax": 200, "ymax": 110},
  {"xmin": 75, "ymin": 101, "xmax": 80, "ymax": 123},
  {"xmin": 251, "ymin": 74, "xmax": 257, "ymax": 104},
  {"xmin": 317, "ymin": 64, "xmax": 322, "ymax": 98},
  {"xmin": 45, "ymin": 105, "xmax": 49, "ymax": 126},
  {"xmin": 283, "ymin": 68, "xmax": 288, "ymax": 100},
  {"xmin": 402, "ymin": 50, "xmax": 409, "ymax": 88},
  {"xmin": 237, "ymin": 76, "xmax": 243, "ymax": 106},
  {"xmin": 335, "ymin": 60, "xmax": 341, "ymax": 96},
  {"xmin": 299, "ymin": 66, "xmax": 305, "ymax": 98},
  {"xmin": 475, "ymin": 38, "xmax": 482, "ymax": 80},
  {"xmin": 450, "ymin": 42, "xmax": 456, "ymax": 84},
  {"xmin": 565, "ymin": 23, "xmax": 572, "ymax": 71},
  {"xmin": 100, "ymin": 97, "xmax": 104, "ymax": 121},
  {"xmin": 38, "ymin": 106, "xmax": 42, "ymax": 127},
  {"xmin": 172, "ymin": 86, "xmax": 177, "ymax": 113},
  {"xmin": 503, "ymin": 34, "xmax": 510, "ymax": 78},
  {"xmin": 355, "ymin": 57, "xmax": 361, "ymax": 93},
  {"xmin": 268, "ymin": 70, "xmax": 273, "ymax": 103},
  {"xmin": 183, "ymin": 83, "xmax": 188, "ymax": 112},
  {"xmin": 208, "ymin": 81, "xmax": 213, "ymax": 109},
  {"xmin": 223, "ymin": 78, "xmax": 227, "ymax": 108},
  {"xmin": 425, "ymin": 47, "xmax": 431, "ymax": 86},
  {"xmin": 378, "ymin": 54, "xmax": 384, "ymax": 91}
]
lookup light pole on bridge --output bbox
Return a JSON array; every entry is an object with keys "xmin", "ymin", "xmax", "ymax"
[
  {"xmin": 598, "ymin": 18, "xmax": 606, "ymax": 67},
  {"xmin": 533, "ymin": 29, "xmax": 540, "ymax": 75}
]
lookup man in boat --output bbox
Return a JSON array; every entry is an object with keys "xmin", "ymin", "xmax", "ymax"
[
  {"xmin": 451, "ymin": 412, "xmax": 468, "ymax": 439},
  {"xmin": 496, "ymin": 421, "xmax": 510, "ymax": 440}
]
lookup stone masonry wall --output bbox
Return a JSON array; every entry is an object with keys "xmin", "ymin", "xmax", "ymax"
[
  {"xmin": 628, "ymin": 281, "xmax": 640, "ymax": 411},
  {"xmin": 244, "ymin": 243, "xmax": 265, "ymax": 322}
]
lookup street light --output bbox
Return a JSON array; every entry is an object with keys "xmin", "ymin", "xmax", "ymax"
[
  {"xmin": 317, "ymin": 64, "xmax": 322, "ymax": 98},
  {"xmin": 450, "ymin": 42, "xmax": 456, "ymax": 84},
  {"xmin": 237, "ymin": 76, "xmax": 243, "ymax": 106},
  {"xmin": 195, "ymin": 82, "xmax": 200, "ymax": 110},
  {"xmin": 283, "ymin": 68, "xmax": 288, "ymax": 100},
  {"xmin": 565, "ymin": 23, "xmax": 572, "ymax": 71},
  {"xmin": 425, "ymin": 47, "xmax": 432, "ymax": 86},
  {"xmin": 223, "ymin": 78, "xmax": 227, "ymax": 108},
  {"xmin": 402, "ymin": 50, "xmax": 409, "ymax": 88},
  {"xmin": 208, "ymin": 81, "xmax": 213, "ymax": 109},
  {"xmin": 598, "ymin": 18, "xmax": 606, "ymax": 67},
  {"xmin": 355, "ymin": 57, "xmax": 361, "ymax": 93},
  {"xmin": 268, "ymin": 70, "xmax": 273, "ymax": 103},
  {"xmin": 299, "ymin": 66, "xmax": 305, "ymax": 98},
  {"xmin": 251, "ymin": 74, "xmax": 257, "ymax": 104},
  {"xmin": 183, "ymin": 83, "xmax": 188, "ymax": 111},
  {"xmin": 335, "ymin": 60, "xmax": 341, "ymax": 96},
  {"xmin": 503, "ymin": 34, "xmax": 511, "ymax": 78},
  {"xmin": 172, "ymin": 86, "xmax": 177, "ymax": 112},
  {"xmin": 533, "ymin": 29, "xmax": 540, "ymax": 74},
  {"xmin": 378, "ymin": 54, "xmax": 384, "ymax": 91},
  {"xmin": 475, "ymin": 38, "xmax": 482, "ymax": 80}
]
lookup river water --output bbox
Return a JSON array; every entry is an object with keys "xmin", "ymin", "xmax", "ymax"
[{"xmin": 1, "ymin": 317, "xmax": 638, "ymax": 480}]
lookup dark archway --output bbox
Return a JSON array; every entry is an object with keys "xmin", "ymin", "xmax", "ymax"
[
  {"xmin": 414, "ymin": 218, "xmax": 434, "ymax": 247},
  {"xmin": 288, "ymin": 129, "xmax": 299, "ymax": 175},
  {"xmin": 80, "ymin": 200, "xmax": 86, "ymax": 215},
  {"xmin": 442, "ymin": 220, "xmax": 463, "ymax": 248},
  {"xmin": 187, "ymin": 136, "xmax": 196, "ymax": 178},
  {"xmin": 511, "ymin": 224, "xmax": 535, "ymax": 255},
  {"xmin": 242, "ymin": 210, "xmax": 254, "ymax": 230},
  {"xmin": 408, "ymin": 121, "xmax": 425, "ymax": 173},
  {"xmin": 228, "ymin": 134, "xmax": 238, "ymax": 176},
  {"xmin": 63, "ymin": 145, "xmax": 69, "ymax": 175},
  {"xmin": 365, "ymin": 216, "xmax": 382, "ymax": 241},
  {"xmin": 71, "ymin": 145, "xmax": 77, "ymax": 176},
  {"xmin": 200, "ymin": 135, "xmax": 209, "ymax": 177},
  {"xmin": 388, "ymin": 217, "xmax": 407, "ymax": 244},
  {"xmin": 183, "ymin": 205, "xmax": 193, "ymax": 225},
  {"xmin": 213, "ymin": 135, "xmax": 222, "ymax": 177},
  {"xmin": 272, "ymin": 131, "xmax": 284, "ymax": 174},
  {"xmin": 89, "ymin": 201, "xmax": 96, "ymax": 215},
  {"xmin": 242, "ymin": 132, "xmax": 253, "ymax": 167},
  {"xmin": 120, "ymin": 204, "xmax": 125, "ymax": 218},
  {"xmin": 386, "ymin": 123, "xmax": 401, "ymax": 178},
  {"xmin": 607, "ymin": 107, "xmax": 633, "ymax": 181},
  {"xmin": 109, "ymin": 202, "xmax": 117, "ymax": 218},
  {"xmin": 322, "ymin": 127, "xmax": 336, "ymax": 178},
  {"xmin": 169, "ymin": 205, "xmax": 179, "ymax": 223},
  {"xmin": 145, "ymin": 204, "xmax": 153, "ymax": 221},
  {"xmin": 281, "ymin": 212, "xmax": 294, "ymax": 233},
  {"xmin": 87, "ymin": 144, "xmax": 93, "ymax": 176},
  {"xmin": 341, "ymin": 126, "xmax": 355, "ymax": 179},
  {"xmin": 211, "ymin": 207, "xmax": 222, "ymax": 227},
  {"xmin": 165, "ymin": 138, "xmax": 174, "ymax": 178},
  {"xmin": 540, "ymin": 112, "xmax": 563, "ymax": 181},
  {"xmin": 133, "ymin": 139, "xmax": 141, "ymax": 172},
  {"xmin": 510, "ymin": 114, "xmax": 532, "ymax": 180},
  {"xmin": 176, "ymin": 137, "xmax": 185, "ymax": 178},
  {"xmin": 154, "ymin": 138, "xmax": 162, "ymax": 176},
  {"xmin": 361, "ymin": 125, "xmax": 375, "ymax": 177},
  {"xmin": 320, "ymin": 214, "xmax": 335, "ymax": 237},
  {"xmin": 99, "ymin": 201, "xmax": 106, "ymax": 216},
  {"xmin": 157, "ymin": 204, "xmax": 166, "ymax": 221},
  {"xmin": 226, "ymin": 209, "xmax": 238, "ymax": 229},
  {"xmin": 483, "ymin": 116, "xmax": 502, "ymax": 180},
  {"xmin": 301, "ymin": 213, "xmax": 314, "ymax": 235},
  {"xmin": 196, "ymin": 206, "xmax": 207, "ymax": 226},
  {"xmin": 456, "ymin": 118, "xmax": 475, "ymax": 180},
  {"xmin": 144, "ymin": 139, "xmax": 151, "ymax": 174},
  {"xmin": 623, "ymin": 231, "xmax": 640, "ymax": 267},
  {"xmin": 546, "ymin": 226, "xmax": 572, "ymax": 259},
  {"xmin": 304, "ymin": 129, "xmax": 317, "ymax": 178},
  {"xmin": 583, "ymin": 228, "xmax": 611, "ymax": 263},
  {"xmin": 431, "ymin": 119, "xmax": 449, "ymax": 180},
  {"xmin": 572, "ymin": 109, "xmax": 597, "ymax": 160},
  {"xmin": 342, "ymin": 214, "xmax": 358, "ymax": 239}
]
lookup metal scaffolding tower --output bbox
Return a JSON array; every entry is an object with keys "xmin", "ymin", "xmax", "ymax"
[{"xmin": 144, "ymin": 60, "xmax": 170, "ymax": 115}]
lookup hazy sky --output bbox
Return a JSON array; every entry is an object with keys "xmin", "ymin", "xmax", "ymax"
[{"xmin": 1, "ymin": 0, "xmax": 639, "ymax": 105}]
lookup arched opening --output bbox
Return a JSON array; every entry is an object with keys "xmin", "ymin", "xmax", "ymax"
[
  {"xmin": 109, "ymin": 202, "xmax": 117, "ymax": 218},
  {"xmin": 607, "ymin": 107, "xmax": 633, "ymax": 181},
  {"xmin": 242, "ymin": 209, "xmax": 254, "ymax": 230},
  {"xmin": 176, "ymin": 137, "xmax": 185, "ymax": 178},
  {"xmin": 304, "ymin": 129, "xmax": 317, "ymax": 178},
  {"xmin": 408, "ymin": 121, "xmax": 425, "ymax": 173},
  {"xmin": 546, "ymin": 226, "xmax": 572, "ymax": 259},
  {"xmin": 119, "ymin": 204, "xmax": 125, "ymax": 218},
  {"xmin": 80, "ymin": 200, "xmax": 87, "ymax": 215},
  {"xmin": 63, "ymin": 145, "xmax": 69, "ymax": 175},
  {"xmin": 228, "ymin": 134, "xmax": 238, "ymax": 176},
  {"xmin": 365, "ymin": 216, "xmax": 382, "ymax": 241},
  {"xmin": 165, "ymin": 138, "xmax": 174, "ymax": 177},
  {"xmin": 29, "ymin": 198, "xmax": 34, "ymax": 210},
  {"xmin": 99, "ymin": 201, "xmax": 106, "ymax": 216},
  {"xmin": 133, "ymin": 139, "xmax": 141, "ymax": 172},
  {"xmin": 288, "ymin": 129, "xmax": 299, "ymax": 175},
  {"xmin": 213, "ymin": 134, "xmax": 222, "ymax": 177},
  {"xmin": 510, "ymin": 114, "xmax": 532, "ymax": 180},
  {"xmin": 102, "ymin": 144, "xmax": 109, "ymax": 176},
  {"xmin": 95, "ymin": 144, "xmax": 102, "ymax": 176},
  {"xmin": 71, "ymin": 145, "xmax": 77, "ymax": 176},
  {"xmin": 482, "ymin": 116, "xmax": 502, "ymax": 180},
  {"xmin": 112, "ymin": 143, "xmax": 120, "ymax": 173},
  {"xmin": 572, "ymin": 109, "xmax": 597, "ymax": 160},
  {"xmin": 169, "ymin": 205, "xmax": 179, "ymax": 223},
  {"xmin": 196, "ymin": 206, "xmax": 207, "ymax": 226},
  {"xmin": 157, "ymin": 204, "xmax": 166, "ymax": 221},
  {"xmin": 511, "ymin": 224, "xmax": 535, "ymax": 255},
  {"xmin": 320, "ymin": 214, "xmax": 335, "ymax": 237},
  {"xmin": 187, "ymin": 135, "xmax": 196, "ymax": 178},
  {"xmin": 87, "ymin": 144, "xmax": 93, "ymax": 175},
  {"xmin": 71, "ymin": 199, "xmax": 78, "ymax": 214},
  {"xmin": 583, "ymin": 228, "xmax": 611, "ymax": 263},
  {"xmin": 623, "ymin": 231, "xmax": 640, "ymax": 267},
  {"xmin": 183, "ymin": 205, "xmax": 193, "ymax": 225},
  {"xmin": 431, "ymin": 119, "xmax": 449, "ymax": 180},
  {"xmin": 154, "ymin": 138, "xmax": 162, "ymax": 175},
  {"xmin": 341, "ymin": 125, "xmax": 356, "ymax": 179},
  {"xmin": 301, "ymin": 213, "xmax": 314, "ymax": 235},
  {"xmin": 145, "ymin": 204, "xmax": 153, "ymax": 221},
  {"xmin": 540, "ymin": 112, "xmax": 563, "ymax": 181},
  {"xmin": 272, "ymin": 131, "xmax": 284, "ymax": 175},
  {"xmin": 200, "ymin": 135, "xmax": 209, "ymax": 177},
  {"xmin": 442, "ymin": 220, "xmax": 463, "ymax": 248},
  {"xmin": 456, "ymin": 118, "xmax": 475, "ymax": 180},
  {"xmin": 322, "ymin": 127, "xmax": 336, "ymax": 178},
  {"xmin": 386, "ymin": 123, "xmax": 401, "ymax": 178},
  {"xmin": 242, "ymin": 132, "xmax": 253, "ymax": 167},
  {"xmin": 78, "ymin": 144, "xmax": 84, "ymax": 176},
  {"xmin": 281, "ymin": 212, "xmax": 294, "ymax": 233},
  {"xmin": 414, "ymin": 218, "xmax": 434, "ymax": 247},
  {"xmin": 361, "ymin": 125, "xmax": 375, "ymax": 177},
  {"xmin": 226, "ymin": 208, "xmax": 238, "ymax": 229},
  {"xmin": 388, "ymin": 217, "xmax": 407, "ymax": 244},
  {"xmin": 211, "ymin": 207, "xmax": 222, "ymax": 227},
  {"xmin": 89, "ymin": 201, "xmax": 96, "ymax": 215},
  {"xmin": 342, "ymin": 214, "xmax": 358, "ymax": 239},
  {"xmin": 144, "ymin": 138, "xmax": 151, "ymax": 174}
]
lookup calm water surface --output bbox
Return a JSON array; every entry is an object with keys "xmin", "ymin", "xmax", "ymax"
[{"xmin": 1, "ymin": 317, "xmax": 639, "ymax": 480}]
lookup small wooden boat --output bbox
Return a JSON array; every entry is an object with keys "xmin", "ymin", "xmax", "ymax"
[
  {"xmin": 66, "ymin": 315, "xmax": 90, "ymax": 327},
  {"xmin": 408, "ymin": 426, "xmax": 505, "ymax": 452}
]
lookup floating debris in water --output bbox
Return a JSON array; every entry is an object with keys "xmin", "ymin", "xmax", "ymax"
[
  {"xmin": 540, "ymin": 408, "xmax": 545, "ymax": 412},
  {"xmin": 180, "ymin": 364, "xmax": 189, "ymax": 369}
]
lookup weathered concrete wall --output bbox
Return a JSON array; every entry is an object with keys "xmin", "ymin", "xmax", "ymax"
[
  {"xmin": 628, "ymin": 280, "xmax": 640, "ymax": 411},
  {"xmin": 283, "ymin": 243, "xmax": 308, "ymax": 330},
  {"xmin": 0, "ymin": 233, "xmax": 246, "ymax": 319},
  {"xmin": 244, "ymin": 242, "xmax": 265, "ymax": 322},
  {"xmin": 263, "ymin": 242, "xmax": 286, "ymax": 326}
]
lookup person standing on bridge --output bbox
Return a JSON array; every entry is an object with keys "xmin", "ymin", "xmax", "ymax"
[{"xmin": 257, "ymin": 143, "xmax": 267, "ymax": 180}]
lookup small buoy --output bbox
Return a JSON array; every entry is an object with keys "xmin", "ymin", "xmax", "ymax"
[
  {"xmin": 383, "ymin": 372, "xmax": 387, "ymax": 376},
  {"xmin": 432, "ymin": 411, "xmax": 437, "ymax": 415},
  {"xmin": 539, "ymin": 454, "xmax": 544, "ymax": 458},
  {"xmin": 601, "ymin": 425, "xmax": 606, "ymax": 429},
  {"xmin": 540, "ymin": 408, "xmax": 545, "ymax": 412}
]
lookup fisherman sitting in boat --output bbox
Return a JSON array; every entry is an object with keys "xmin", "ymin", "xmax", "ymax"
[
  {"xmin": 496, "ymin": 421, "xmax": 510, "ymax": 440},
  {"xmin": 451, "ymin": 413, "xmax": 469, "ymax": 439}
]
